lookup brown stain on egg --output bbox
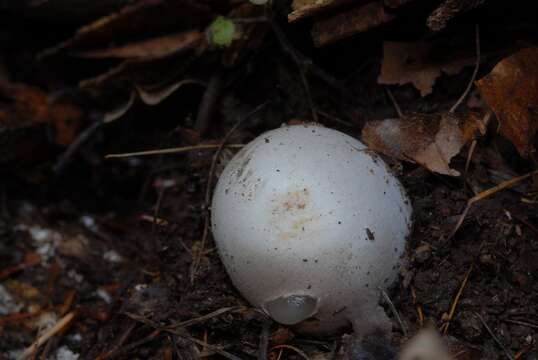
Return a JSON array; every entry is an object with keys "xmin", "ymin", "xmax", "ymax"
[
  {"xmin": 271, "ymin": 187, "xmax": 319, "ymax": 240},
  {"xmin": 281, "ymin": 187, "xmax": 309, "ymax": 211}
]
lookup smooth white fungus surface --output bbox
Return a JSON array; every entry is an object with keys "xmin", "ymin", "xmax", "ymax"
[{"xmin": 211, "ymin": 124, "xmax": 412, "ymax": 332}]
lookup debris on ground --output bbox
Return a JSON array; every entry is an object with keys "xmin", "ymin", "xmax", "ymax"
[{"xmin": 1, "ymin": 0, "xmax": 537, "ymax": 359}]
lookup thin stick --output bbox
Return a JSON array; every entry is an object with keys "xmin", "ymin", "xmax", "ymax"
[
  {"xmin": 299, "ymin": 68, "xmax": 319, "ymax": 123},
  {"xmin": 512, "ymin": 215, "xmax": 538, "ymax": 236},
  {"xmin": 186, "ymin": 336, "xmax": 242, "ymax": 360},
  {"xmin": 257, "ymin": 319, "xmax": 271, "ymax": 360},
  {"xmin": 379, "ymin": 288, "xmax": 407, "ymax": 336},
  {"xmin": 441, "ymin": 264, "xmax": 473, "ymax": 335},
  {"xmin": 447, "ymin": 170, "xmax": 538, "ymax": 240},
  {"xmin": 270, "ymin": 345, "xmax": 310, "ymax": 360},
  {"xmin": 269, "ymin": 17, "xmax": 341, "ymax": 91},
  {"xmin": 106, "ymin": 144, "xmax": 244, "ymax": 159},
  {"xmin": 190, "ymin": 101, "xmax": 270, "ymax": 283},
  {"xmin": 165, "ymin": 306, "xmax": 245, "ymax": 329},
  {"xmin": 502, "ymin": 319, "xmax": 538, "ymax": 330},
  {"xmin": 0, "ymin": 253, "xmax": 41, "ymax": 280},
  {"xmin": 124, "ymin": 311, "xmax": 242, "ymax": 360},
  {"xmin": 385, "ymin": 87, "xmax": 404, "ymax": 118},
  {"xmin": 18, "ymin": 312, "xmax": 75, "ymax": 360},
  {"xmin": 474, "ymin": 312, "xmax": 514, "ymax": 360},
  {"xmin": 464, "ymin": 110, "xmax": 492, "ymax": 180},
  {"xmin": 450, "ymin": 25, "xmax": 480, "ymax": 113},
  {"xmin": 53, "ymin": 119, "xmax": 103, "ymax": 173},
  {"xmin": 95, "ymin": 321, "xmax": 138, "ymax": 360},
  {"xmin": 195, "ymin": 72, "xmax": 223, "ymax": 136},
  {"xmin": 464, "ymin": 140, "xmax": 477, "ymax": 177},
  {"xmin": 103, "ymin": 329, "xmax": 161, "ymax": 359},
  {"xmin": 315, "ymin": 109, "xmax": 353, "ymax": 127}
]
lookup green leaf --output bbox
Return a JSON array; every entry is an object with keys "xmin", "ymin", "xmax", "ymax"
[{"xmin": 209, "ymin": 16, "xmax": 235, "ymax": 47}]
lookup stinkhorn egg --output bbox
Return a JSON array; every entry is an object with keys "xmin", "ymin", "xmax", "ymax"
[{"xmin": 211, "ymin": 124, "xmax": 412, "ymax": 333}]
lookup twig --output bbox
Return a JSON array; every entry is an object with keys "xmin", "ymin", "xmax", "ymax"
[
  {"xmin": 464, "ymin": 140, "xmax": 477, "ymax": 178},
  {"xmin": 447, "ymin": 170, "xmax": 538, "ymax": 240},
  {"xmin": 103, "ymin": 329, "xmax": 161, "ymax": 359},
  {"xmin": 269, "ymin": 10, "xmax": 318, "ymax": 122},
  {"xmin": 512, "ymin": 215, "xmax": 538, "ymax": 236},
  {"xmin": 269, "ymin": 18, "xmax": 341, "ymax": 91},
  {"xmin": 0, "ymin": 253, "xmax": 41, "ymax": 280},
  {"xmin": 379, "ymin": 288, "xmax": 407, "ymax": 336},
  {"xmin": 474, "ymin": 312, "xmax": 514, "ymax": 360},
  {"xmin": 150, "ymin": 186, "xmax": 166, "ymax": 256},
  {"xmin": 464, "ymin": 110, "xmax": 492, "ymax": 181},
  {"xmin": 165, "ymin": 306, "xmax": 245, "ymax": 330},
  {"xmin": 185, "ymin": 336, "xmax": 242, "ymax": 360},
  {"xmin": 411, "ymin": 287, "xmax": 424, "ymax": 327},
  {"xmin": 315, "ymin": 109, "xmax": 353, "ymax": 127},
  {"xmin": 190, "ymin": 101, "xmax": 270, "ymax": 283},
  {"xmin": 502, "ymin": 319, "xmax": 538, "ymax": 330},
  {"xmin": 299, "ymin": 67, "xmax": 318, "ymax": 123},
  {"xmin": 53, "ymin": 118, "xmax": 103, "ymax": 173},
  {"xmin": 97, "ymin": 320, "xmax": 137, "ymax": 360},
  {"xmin": 0, "ymin": 310, "xmax": 43, "ymax": 325},
  {"xmin": 18, "ymin": 312, "xmax": 75, "ymax": 360},
  {"xmin": 258, "ymin": 319, "xmax": 271, "ymax": 360},
  {"xmin": 195, "ymin": 72, "xmax": 223, "ymax": 136},
  {"xmin": 105, "ymin": 144, "xmax": 244, "ymax": 158},
  {"xmin": 450, "ymin": 25, "xmax": 480, "ymax": 113},
  {"xmin": 270, "ymin": 345, "xmax": 310, "ymax": 360},
  {"xmin": 385, "ymin": 87, "xmax": 404, "ymax": 119},
  {"xmin": 441, "ymin": 264, "xmax": 473, "ymax": 335}
]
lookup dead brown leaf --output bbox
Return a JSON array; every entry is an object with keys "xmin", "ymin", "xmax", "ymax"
[
  {"xmin": 0, "ymin": 81, "xmax": 82, "ymax": 146},
  {"xmin": 40, "ymin": 0, "xmax": 212, "ymax": 58},
  {"xmin": 378, "ymin": 41, "xmax": 471, "ymax": 96},
  {"xmin": 362, "ymin": 112, "xmax": 480, "ymax": 176},
  {"xmin": 311, "ymin": 2, "xmax": 395, "ymax": 47},
  {"xmin": 476, "ymin": 46, "xmax": 538, "ymax": 158},
  {"xmin": 73, "ymin": 30, "xmax": 202, "ymax": 60}
]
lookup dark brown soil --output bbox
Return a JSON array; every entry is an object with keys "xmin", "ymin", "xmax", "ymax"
[{"xmin": 1, "ymin": 1, "xmax": 538, "ymax": 359}]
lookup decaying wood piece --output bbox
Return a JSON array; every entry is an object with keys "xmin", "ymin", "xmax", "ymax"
[
  {"xmin": 288, "ymin": 0, "xmax": 356, "ymax": 23},
  {"xmin": 311, "ymin": 1, "xmax": 394, "ymax": 47},
  {"xmin": 427, "ymin": 0, "xmax": 487, "ymax": 31}
]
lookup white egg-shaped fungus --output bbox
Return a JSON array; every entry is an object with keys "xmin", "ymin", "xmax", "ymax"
[{"xmin": 211, "ymin": 124, "xmax": 412, "ymax": 333}]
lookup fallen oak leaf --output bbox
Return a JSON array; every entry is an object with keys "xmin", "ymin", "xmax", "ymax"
[
  {"xmin": 476, "ymin": 46, "xmax": 538, "ymax": 158},
  {"xmin": 362, "ymin": 112, "xmax": 480, "ymax": 176}
]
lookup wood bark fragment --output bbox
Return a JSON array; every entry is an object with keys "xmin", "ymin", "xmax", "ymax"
[
  {"xmin": 288, "ymin": 0, "xmax": 356, "ymax": 23},
  {"xmin": 311, "ymin": 1, "xmax": 395, "ymax": 47}
]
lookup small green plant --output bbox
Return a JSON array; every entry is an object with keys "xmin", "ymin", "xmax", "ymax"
[{"xmin": 208, "ymin": 16, "xmax": 235, "ymax": 47}]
